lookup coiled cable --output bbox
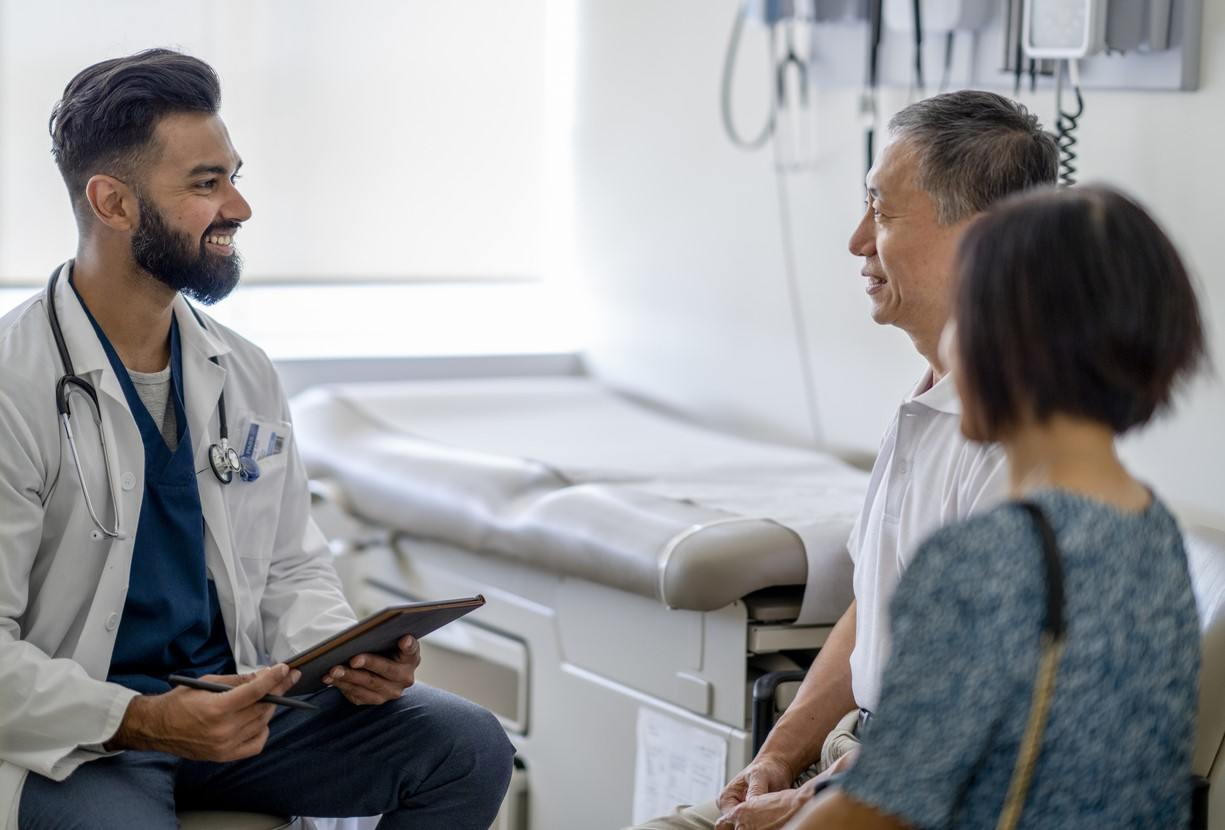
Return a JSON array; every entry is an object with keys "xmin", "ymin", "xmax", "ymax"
[{"xmin": 1054, "ymin": 59, "xmax": 1084, "ymax": 187}]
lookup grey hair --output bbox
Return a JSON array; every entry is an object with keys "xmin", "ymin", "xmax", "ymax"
[{"xmin": 888, "ymin": 90, "xmax": 1059, "ymax": 224}]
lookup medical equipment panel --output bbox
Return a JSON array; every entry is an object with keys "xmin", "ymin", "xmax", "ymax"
[
  {"xmin": 1022, "ymin": 0, "xmax": 1108, "ymax": 58},
  {"xmin": 723, "ymin": 0, "xmax": 1201, "ymax": 105}
]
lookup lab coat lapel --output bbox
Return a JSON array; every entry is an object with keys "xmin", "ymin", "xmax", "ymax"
[
  {"xmin": 172, "ymin": 297, "xmax": 245, "ymax": 655},
  {"xmin": 172, "ymin": 296, "xmax": 232, "ymax": 474},
  {"xmin": 52, "ymin": 261, "xmax": 128, "ymax": 411}
]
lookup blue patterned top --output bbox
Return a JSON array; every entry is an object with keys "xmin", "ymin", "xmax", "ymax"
[{"xmin": 842, "ymin": 489, "xmax": 1199, "ymax": 829}]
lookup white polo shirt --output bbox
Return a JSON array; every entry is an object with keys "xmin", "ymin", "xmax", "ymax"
[{"xmin": 848, "ymin": 370, "xmax": 1008, "ymax": 712}]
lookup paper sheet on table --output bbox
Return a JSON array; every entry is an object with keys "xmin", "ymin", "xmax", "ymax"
[{"xmin": 632, "ymin": 708, "xmax": 728, "ymax": 823}]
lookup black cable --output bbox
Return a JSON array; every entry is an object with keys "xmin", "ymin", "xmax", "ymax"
[
  {"xmin": 777, "ymin": 23, "xmax": 809, "ymax": 108},
  {"xmin": 1010, "ymin": 0, "xmax": 1024, "ymax": 97},
  {"xmin": 1055, "ymin": 89, "xmax": 1084, "ymax": 186},
  {"xmin": 1055, "ymin": 60, "xmax": 1085, "ymax": 187},
  {"xmin": 912, "ymin": 0, "xmax": 925, "ymax": 95},
  {"xmin": 868, "ymin": 0, "xmax": 884, "ymax": 90},
  {"xmin": 938, "ymin": 31, "xmax": 955, "ymax": 93},
  {"xmin": 864, "ymin": 0, "xmax": 884, "ymax": 176}
]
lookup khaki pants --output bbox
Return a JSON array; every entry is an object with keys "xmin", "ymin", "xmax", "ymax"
[{"xmin": 629, "ymin": 710, "xmax": 863, "ymax": 830}]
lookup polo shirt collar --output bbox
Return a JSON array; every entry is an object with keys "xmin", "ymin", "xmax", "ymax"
[{"xmin": 906, "ymin": 368, "xmax": 962, "ymax": 416}]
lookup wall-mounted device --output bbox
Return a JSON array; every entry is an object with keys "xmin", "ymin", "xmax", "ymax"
[
  {"xmin": 814, "ymin": 0, "xmax": 868, "ymax": 23},
  {"xmin": 724, "ymin": 0, "xmax": 839, "ymax": 170},
  {"xmin": 1020, "ymin": 0, "xmax": 1106, "ymax": 186},
  {"xmin": 1022, "ymin": 0, "xmax": 1108, "ymax": 59},
  {"xmin": 746, "ymin": 0, "xmax": 871, "ymax": 24},
  {"xmin": 882, "ymin": 0, "xmax": 995, "ymax": 32},
  {"xmin": 878, "ymin": 0, "xmax": 998, "ymax": 101},
  {"xmin": 745, "ymin": 0, "xmax": 815, "ymax": 25}
]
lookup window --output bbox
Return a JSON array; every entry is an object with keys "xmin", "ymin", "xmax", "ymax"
[
  {"xmin": 0, "ymin": 0, "xmax": 550, "ymax": 285},
  {"xmin": 0, "ymin": 0, "xmax": 577, "ymax": 358}
]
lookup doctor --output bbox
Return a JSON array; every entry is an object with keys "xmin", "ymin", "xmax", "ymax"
[{"xmin": 0, "ymin": 49, "xmax": 513, "ymax": 829}]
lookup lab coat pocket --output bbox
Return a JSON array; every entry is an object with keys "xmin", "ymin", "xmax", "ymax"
[{"xmin": 223, "ymin": 411, "xmax": 293, "ymax": 562}]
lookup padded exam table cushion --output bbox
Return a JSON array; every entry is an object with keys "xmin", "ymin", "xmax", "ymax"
[{"xmin": 291, "ymin": 378, "xmax": 869, "ymax": 618}]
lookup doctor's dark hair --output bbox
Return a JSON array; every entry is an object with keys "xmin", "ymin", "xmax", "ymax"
[
  {"xmin": 888, "ymin": 91, "xmax": 1059, "ymax": 224},
  {"xmin": 49, "ymin": 49, "xmax": 221, "ymax": 221},
  {"xmin": 954, "ymin": 185, "xmax": 1206, "ymax": 439}
]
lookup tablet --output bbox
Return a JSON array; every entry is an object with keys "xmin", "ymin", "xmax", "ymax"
[{"xmin": 284, "ymin": 595, "xmax": 485, "ymax": 695}]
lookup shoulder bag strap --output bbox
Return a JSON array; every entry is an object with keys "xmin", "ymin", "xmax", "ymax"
[{"xmin": 996, "ymin": 501, "xmax": 1068, "ymax": 830}]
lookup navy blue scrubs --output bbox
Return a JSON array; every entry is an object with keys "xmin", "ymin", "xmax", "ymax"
[{"xmin": 75, "ymin": 290, "xmax": 235, "ymax": 694}]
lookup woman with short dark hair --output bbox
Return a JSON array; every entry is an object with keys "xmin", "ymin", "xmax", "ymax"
[{"xmin": 785, "ymin": 185, "xmax": 1206, "ymax": 830}]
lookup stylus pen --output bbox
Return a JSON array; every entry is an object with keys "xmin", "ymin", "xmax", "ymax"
[{"xmin": 167, "ymin": 674, "xmax": 320, "ymax": 711}]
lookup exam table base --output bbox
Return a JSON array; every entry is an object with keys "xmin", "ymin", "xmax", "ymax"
[{"xmin": 323, "ymin": 523, "xmax": 830, "ymax": 830}]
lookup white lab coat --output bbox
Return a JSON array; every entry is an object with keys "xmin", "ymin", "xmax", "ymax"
[{"xmin": 0, "ymin": 262, "xmax": 357, "ymax": 828}]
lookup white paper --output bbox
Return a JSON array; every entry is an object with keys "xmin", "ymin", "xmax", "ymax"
[{"xmin": 632, "ymin": 707, "xmax": 729, "ymax": 823}]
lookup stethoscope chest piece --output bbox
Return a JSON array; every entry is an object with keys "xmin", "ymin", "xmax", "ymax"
[
  {"xmin": 209, "ymin": 441, "xmax": 242, "ymax": 484},
  {"xmin": 238, "ymin": 453, "xmax": 261, "ymax": 482}
]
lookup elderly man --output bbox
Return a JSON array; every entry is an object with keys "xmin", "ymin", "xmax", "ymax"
[
  {"xmin": 636, "ymin": 91, "xmax": 1059, "ymax": 830},
  {"xmin": 0, "ymin": 49, "xmax": 513, "ymax": 829}
]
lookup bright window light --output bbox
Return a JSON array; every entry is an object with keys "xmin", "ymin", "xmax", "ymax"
[{"xmin": 0, "ymin": 0, "xmax": 578, "ymax": 357}]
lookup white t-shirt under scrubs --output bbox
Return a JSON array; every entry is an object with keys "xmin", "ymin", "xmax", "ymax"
[{"xmin": 848, "ymin": 370, "xmax": 1008, "ymax": 712}]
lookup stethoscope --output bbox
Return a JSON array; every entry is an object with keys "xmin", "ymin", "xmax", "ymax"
[{"xmin": 46, "ymin": 266, "xmax": 247, "ymax": 541}]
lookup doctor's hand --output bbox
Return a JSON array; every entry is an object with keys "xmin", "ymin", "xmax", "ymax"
[
  {"xmin": 108, "ymin": 664, "xmax": 297, "ymax": 761},
  {"xmin": 323, "ymin": 634, "xmax": 421, "ymax": 706}
]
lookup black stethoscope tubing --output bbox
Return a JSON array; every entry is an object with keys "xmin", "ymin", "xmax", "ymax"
[{"xmin": 45, "ymin": 266, "xmax": 242, "ymax": 532}]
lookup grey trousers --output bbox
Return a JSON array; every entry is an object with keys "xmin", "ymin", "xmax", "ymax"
[
  {"xmin": 631, "ymin": 709, "xmax": 863, "ymax": 830},
  {"xmin": 634, "ymin": 800, "xmax": 724, "ymax": 830},
  {"xmin": 18, "ymin": 684, "xmax": 515, "ymax": 830}
]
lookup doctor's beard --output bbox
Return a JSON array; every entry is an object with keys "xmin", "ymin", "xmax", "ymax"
[{"xmin": 131, "ymin": 197, "xmax": 242, "ymax": 306}]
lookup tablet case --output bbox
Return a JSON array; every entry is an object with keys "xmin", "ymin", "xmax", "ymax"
[{"xmin": 284, "ymin": 595, "xmax": 485, "ymax": 695}]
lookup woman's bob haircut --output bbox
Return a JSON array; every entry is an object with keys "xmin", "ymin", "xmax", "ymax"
[{"xmin": 954, "ymin": 184, "xmax": 1206, "ymax": 439}]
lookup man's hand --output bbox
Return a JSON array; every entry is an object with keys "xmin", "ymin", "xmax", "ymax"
[
  {"xmin": 715, "ymin": 787, "xmax": 809, "ymax": 830},
  {"xmin": 781, "ymin": 787, "xmax": 911, "ymax": 830},
  {"xmin": 715, "ymin": 747, "xmax": 860, "ymax": 829},
  {"xmin": 322, "ymin": 634, "xmax": 421, "ymax": 705},
  {"xmin": 108, "ymin": 664, "xmax": 297, "ymax": 761},
  {"xmin": 717, "ymin": 754, "xmax": 796, "ymax": 813}
]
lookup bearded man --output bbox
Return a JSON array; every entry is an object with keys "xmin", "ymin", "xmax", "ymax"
[{"xmin": 0, "ymin": 49, "xmax": 513, "ymax": 830}]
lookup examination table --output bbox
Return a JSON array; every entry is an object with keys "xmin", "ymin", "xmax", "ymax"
[{"xmin": 292, "ymin": 376, "xmax": 869, "ymax": 830}]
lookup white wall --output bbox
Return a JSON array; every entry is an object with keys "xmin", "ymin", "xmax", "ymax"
[{"xmin": 571, "ymin": 0, "xmax": 1225, "ymax": 526}]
